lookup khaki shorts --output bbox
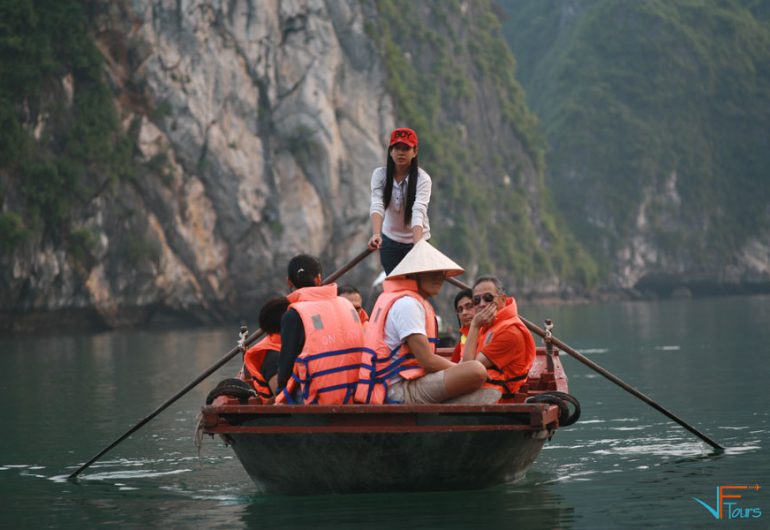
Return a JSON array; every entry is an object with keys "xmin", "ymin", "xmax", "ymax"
[
  {"xmin": 386, "ymin": 372, "xmax": 502, "ymax": 404},
  {"xmin": 387, "ymin": 371, "xmax": 448, "ymax": 404}
]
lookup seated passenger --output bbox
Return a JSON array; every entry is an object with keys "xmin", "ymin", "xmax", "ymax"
[
  {"xmin": 242, "ymin": 295, "xmax": 289, "ymax": 401},
  {"xmin": 275, "ymin": 254, "xmax": 365, "ymax": 404},
  {"xmin": 355, "ymin": 240, "xmax": 498, "ymax": 404},
  {"xmin": 338, "ymin": 284, "xmax": 369, "ymax": 324},
  {"xmin": 450, "ymin": 289, "xmax": 474, "ymax": 363},
  {"xmin": 462, "ymin": 276, "xmax": 536, "ymax": 402}
]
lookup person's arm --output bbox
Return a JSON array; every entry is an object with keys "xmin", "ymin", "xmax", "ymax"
[
  {"xmin": 462, "ymin": 304, "xmax": 497, "ymax": 365},
  {"xmin": 450, "ymin": 339, "xmax": 462, "ymax": 363},
  {"xmin": 369, "ymin": 212, "xmax": 383, "ymax": 250},
  {"xmin": 410, "ymin": 170, "xmax": 431, "ymax": 241},
  {"xmin": 369, "ymin": 168, "xmax": 385, "ymax": 249},
  {"xmin": 277, "ymin": 309, "xmax": 305, "ymax": 390},
  {"xmin": 406, "ymin": 333, "xmax": 454, "ymax": 372},
  {"xmin": 411, "ymin": 225, "xmax": 423, "ymax": 243},
  {"xmin": 260, "ymin": 350, "xmax": 280, "ymax": 393},
  {"xmin": 389, "ymin": 296, "xmax": 451, "ymax": 372},
  {"xmin": 462, "ymin": 324, "xmax": 481, "ymax": 363}
]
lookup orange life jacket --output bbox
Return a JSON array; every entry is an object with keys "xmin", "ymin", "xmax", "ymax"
[
  {"xmin": 477, "ymin": 297, "xmax": 536, "ymax": 401},
  {"xmin": 275, "ymin": 284, "xmax": 365, "ymax": 404},
  {"xmin": 451, "ymin": 325, "xmax": 470, "ymax": 363},
  {"xmin": 357, "ymin": 307, "xmax": 369, "ymax": 324},
  {"xmin": 354, "ymin": 278, "xmax": 438, "ymax": 404},
  {"xmin": 242, "ymin": 334, "xmax": 281, "ymax": 401}
]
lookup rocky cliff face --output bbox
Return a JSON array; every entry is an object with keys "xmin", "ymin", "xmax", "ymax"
[
  {"xmin": 2, "ymin": 0, "xmax": 598, "ymax": 333},
  {"xmin": 3, "ymin": 0, "xmax": 391, "ymax": 331}
]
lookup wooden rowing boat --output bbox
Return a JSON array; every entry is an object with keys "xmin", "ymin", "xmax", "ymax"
[{"xmin": 200, "ymin": 346, "xmax": 578, "ymax": 495}]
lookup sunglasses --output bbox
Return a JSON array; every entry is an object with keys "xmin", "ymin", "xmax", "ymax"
[{"xmin": 472, "ymin": 293, "xmax": 497, "ymax": 306}]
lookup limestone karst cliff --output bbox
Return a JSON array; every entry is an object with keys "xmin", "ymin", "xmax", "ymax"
[
  {"xmin": 2, "ymin": 0, "xmax": 390, "ymax": 330},
  {"xmin": 5, "ymin": 1, "xmax": 769, "ymax": 334},
  {"xmin": 4, "ymin": 0, "xmax": 600, "ymax": 332}
]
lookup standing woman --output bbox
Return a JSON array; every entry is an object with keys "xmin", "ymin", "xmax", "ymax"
[{"xmin": 368, "ymin": 127, "xmax": 432, "ymax": 274}]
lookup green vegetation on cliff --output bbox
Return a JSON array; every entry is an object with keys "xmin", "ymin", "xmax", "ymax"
[
  {"xmin": 0, "ymin": 0, "xmax": 133, "ymax": 250},
  {"xmin": 499, "ymin": 0, "xmax": 770, "ymax": 272},
  {"xmin": 372, "ymin": 0, "xmax": 598, "ymax": 290}
]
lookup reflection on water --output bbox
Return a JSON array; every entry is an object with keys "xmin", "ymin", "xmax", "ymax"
[
  {"xmin": 1, "ymin": 296, "xmax": 769, "ymax": 529},
  {"xmin": 240, "ymin": 481, "xmax": 574, "ymax": 529}
]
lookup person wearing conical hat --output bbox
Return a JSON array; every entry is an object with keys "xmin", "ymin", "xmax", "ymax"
[{"xmin": 354, "ymin": 240, "xmax": 501, "ymax": 405}]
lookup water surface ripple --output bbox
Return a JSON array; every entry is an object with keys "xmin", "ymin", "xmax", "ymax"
[{"xmin": 1, "ymin": 295, "xmax": 768, "ymax": 528}]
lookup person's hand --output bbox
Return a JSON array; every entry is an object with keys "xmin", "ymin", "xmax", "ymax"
[
  {"xmin": 368, "ymin": 233, "xmax": 382, "ymax": 250},
  {"xmin": 471, "ymin": 303, "xmax": 497, "ymax": 328}
]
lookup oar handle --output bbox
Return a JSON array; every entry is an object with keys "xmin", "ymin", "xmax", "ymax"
[
  {"xmin": 67, "ymin": 336, "xmax": 262, "ymax": 479},
  {"xmin": 446, "ymin": 277, "xmax": 723, "ymax": 452},
  {"xmin": 323, "ymin": 247, "xmax": 374, "ymax": 285},
  {"xmin": 68, "ymin": 247, "xmax": 375, "ymax": 479}
]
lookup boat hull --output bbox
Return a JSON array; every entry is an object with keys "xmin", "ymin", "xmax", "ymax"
[
  {"xmin": 202, "ymin": 403, "xmax": 559, "ymax": 495},
  {"xmin": 200, "ymin": 348, "xmax": 572, "ymax": 495}
]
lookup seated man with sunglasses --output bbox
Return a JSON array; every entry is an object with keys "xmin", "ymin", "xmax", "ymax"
[{"xmin": 461, "ymin": 276, "xmax": 536, "ymax": 402}]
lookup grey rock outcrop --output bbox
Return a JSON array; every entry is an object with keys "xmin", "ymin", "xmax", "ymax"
[{"xmin": 3, "ymin": 0, "xmax": 390, "ymax": 331}]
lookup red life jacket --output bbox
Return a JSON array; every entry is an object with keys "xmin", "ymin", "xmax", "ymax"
[
  {"xmin": 242, "ymin": 334, "xmax": 281, "ymax": 401},
  {"xmin": 354, "ymin": 278, "xmax": 438, "ymax": 404},
  {"xmin": 275, "ymin": 284, "xmax": 364, "ymax": 404},
  {"xmin": 477, "ymin": 297, "xmax": 536, "ymax": 401}
]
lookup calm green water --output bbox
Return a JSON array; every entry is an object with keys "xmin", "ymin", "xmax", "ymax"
[{"xmin": 1, "ymin": 295, "xmax": 769, "ymax": 529}]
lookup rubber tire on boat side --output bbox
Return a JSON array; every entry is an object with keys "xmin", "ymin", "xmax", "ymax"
[
  {"xmin": 526, "ymin": 391, "xmax": 581, "ymax": 427},
  {"xmin": 206, "ymin": 378, "xmax": 256, "ymax": 405}
]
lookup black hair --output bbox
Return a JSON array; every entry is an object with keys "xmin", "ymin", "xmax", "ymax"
[
  {"xmin": 453, "ymin": 289, "xmax": 473, "ymax": 309},
  {"xmin": 287, "ymin": 254, "xmax": 322, "ymax": 288},
  {"xmin": 454, "ymin": 288, "xmax": 473, "ymax": 325},
  {"xmin": 338, "ymin": 285, "xmax": 361, "ymax": 296},
  {"xmin": 383, "ymin": 150, "xmax": 419, "ymax": 226},
  {"xmin": 258, "ymin": 295, "xmax": 290, "ymax": 334},
  {"xmin": 473, "ymin": 276, "xmax": 506, "ymax": 295}
]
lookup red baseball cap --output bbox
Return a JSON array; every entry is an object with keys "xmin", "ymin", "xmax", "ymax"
[{"xmin": 389, "ymin": 127, "xmax": 418, "ymax": 148}]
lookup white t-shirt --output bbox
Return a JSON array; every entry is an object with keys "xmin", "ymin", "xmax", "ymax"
[
  {"xmin": 384, "ymin": 296, "xmax": 426, "ymax": 383},
  {"xmin": 369, "ymin": 166, "xmax": 431, "ymax": 243}
]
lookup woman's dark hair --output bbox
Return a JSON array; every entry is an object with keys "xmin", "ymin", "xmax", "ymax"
[
  {"xmin": 258, "ymin": 296, "xmax": 290, "ymax": 334},
  {"xmin": 454, "ymin": 289, "xmax": 473, "ymax": 310},
  {"xmin": 338, "ymin": 285, "xmax": 361, "ymax": 296},
  {"xmin": 383, "ymin": 150, "xmax": 419, "ymax": 226},
  {"xmin": 453, "ymin": 289, "xmax": 473, "ymax": 325},
  {"xmin": 287, "ymin": 254, "xmax": 322, "ymax": 288}
]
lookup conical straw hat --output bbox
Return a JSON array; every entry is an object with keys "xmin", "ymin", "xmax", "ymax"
[{"xmin": 387, "ymin": 239, "xmax": 465, "ymax": 278}]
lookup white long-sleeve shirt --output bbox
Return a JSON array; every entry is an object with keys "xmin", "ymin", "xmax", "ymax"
[{"xmin": 369, "ymin": 166, "xmax": 431, "ymax": 244}]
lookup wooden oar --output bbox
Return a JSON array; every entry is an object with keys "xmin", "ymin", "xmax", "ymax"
[
  {"xmin": 446, "ymin": 277, "xmax": 724, "ymax": 452},
  {"xmin": 68, "ymin": 247, "xmax": 374, "ymax": 479}
]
